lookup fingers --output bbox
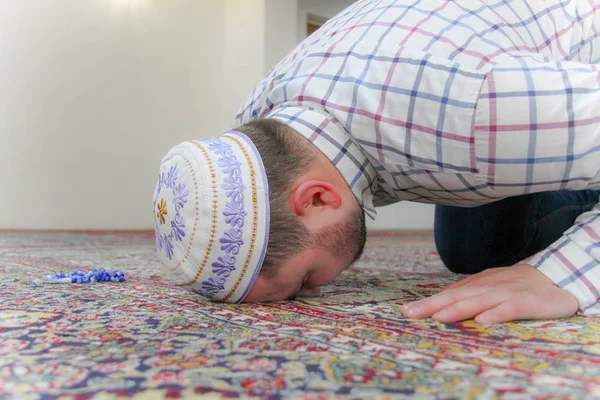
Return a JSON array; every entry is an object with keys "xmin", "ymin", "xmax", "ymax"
[
  {"xmin": 475, "ymin": 290, "xmax": 579, "ymax": 324},
  {"xmin": 401, "ymin": 265, "xmax": 580, "ymax": 325},
  {"xmin": 475, "ymin": 300, "xmax": 533, "ymax": 324},
  {"xmin": 441, "ymin": 275, "xmax": 473, "ymax": 292},
  {"xmin": 400, "ymin": 286, "xmax": 487, "ymax": 319},
  {"xmin": 431, "ymin": 293, "xmax": 503, "ymax": 323}
]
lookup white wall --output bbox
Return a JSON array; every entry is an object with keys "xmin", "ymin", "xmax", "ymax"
[
  {"xmin": 0, "ymin": 0, "xmax": 227, "ymax": 229},
  {"xmin": 223, "ymin": 0, "xmax": 266, "ymax": 125},
  {"xmin": 0, "ymin": 0, "xmax": 301, "ymax": 230},
  {"xmin": 0, "ymin": 0, "xmax": 433, "ymax": 231},
  {"xmin": 223, "ymin": 0, "xmax": 299, "ymax": 125},
  {"xmin": 265, "ymin": 0, "xmax": 299, "ymax": 73},
  {"xmin": 366, "ymin": 202, "xmax": 435, "ymax": 231},
  {"xmin": 297, "ymin": 0, "xmax": 357, "ymax": 40}
]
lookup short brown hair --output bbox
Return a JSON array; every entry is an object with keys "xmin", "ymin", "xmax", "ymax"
[
  {"xmin": 235, "ymin": 118, "xmax": 367, "ymax": 277},
  {"xmin": 235, "ymin": 119, "xmax": 317, "ymax": 277}
]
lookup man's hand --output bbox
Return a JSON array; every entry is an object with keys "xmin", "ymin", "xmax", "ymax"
[{"xmin": 400, "ymin": 264, "xmax": 579, "ymax": 324}]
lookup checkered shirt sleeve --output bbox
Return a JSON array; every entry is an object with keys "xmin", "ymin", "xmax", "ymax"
[
  {"xmin": 475, "ymin": 60, "xmax": 600, "ymax": 314},
  {"xmin": 528, "ymin": 203, "xmax": 600, "ymax": 314}
]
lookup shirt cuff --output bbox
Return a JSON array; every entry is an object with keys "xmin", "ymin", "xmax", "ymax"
[{"xmin": 525, "ymin": 228, "xmax": 600, "ymax": 315}]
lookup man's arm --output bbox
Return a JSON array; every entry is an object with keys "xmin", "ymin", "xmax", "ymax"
[
  {"xmin": 400, "ymin": 264, "xmax": 579, "ymax": 324},
  {"xmin": 403, "ymin": 60, "xmax": 600, "ymax": 323},
  {"xmin": 526, "ymin": 201, "xmax": 600, "ymax": 314}
]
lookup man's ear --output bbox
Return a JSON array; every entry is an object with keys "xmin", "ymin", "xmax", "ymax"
[{"xmin": 290, "ymin": 180, "xmax": 342, "ymax": 217}]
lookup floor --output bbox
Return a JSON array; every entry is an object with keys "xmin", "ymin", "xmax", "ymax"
[{"xmin": 1, "ymin": 231, "xmax": 599, "ymax": 399}]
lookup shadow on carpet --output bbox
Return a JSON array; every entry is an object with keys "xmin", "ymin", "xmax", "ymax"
[{"xmin": 0, "ymin": 231, "xmax": 599, "ymax": 399}]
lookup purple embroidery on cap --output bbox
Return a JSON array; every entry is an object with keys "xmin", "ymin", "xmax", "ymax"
[
  {"xmin": 164, "ymin": 165, "xmax": 178, "ymax": 189},
  {"xmin": 172, "ymin": 183, "xmax": 189, "ymax": 212},
  {"xmin": 201, "ymin": 277, "xmax": 226, "ymax": 294},
  {"xmin": 153, "ymin": 164, "xmax": 189, "ymax": 261},
  {"xmin": 171, "ymin": 213, "xmax": 186, "ymax": 241},
  {"xmin": 196, "ymin": 138, "xmax": 248, "ymax": 298},
  {"xmin": 211, "ymin": 255, "xmax": 236, "ymax": 276}
]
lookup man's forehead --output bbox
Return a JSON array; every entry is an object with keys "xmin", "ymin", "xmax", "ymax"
[{"xmin": 245, "ymin": 273, "xmax": 299, "ymax": 302}]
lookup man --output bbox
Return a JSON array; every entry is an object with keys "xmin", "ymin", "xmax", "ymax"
[{"xmin": 153, "ymin": 0, "xmax": 600, "ymax": 324}]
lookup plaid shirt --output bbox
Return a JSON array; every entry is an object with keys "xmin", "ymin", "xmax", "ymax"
[{"xmin": 233, "ymin": 0, "xmax": 600, "ymax": 314}]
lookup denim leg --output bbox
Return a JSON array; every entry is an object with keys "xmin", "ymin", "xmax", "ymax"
[{"xmin": 434, "ymin": 190, "xmax": 600, "ymax": 274}]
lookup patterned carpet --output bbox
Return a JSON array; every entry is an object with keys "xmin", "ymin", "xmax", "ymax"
[{"xmin": 1, "ymin": 231, "xmax": 599, "ymax": 400}]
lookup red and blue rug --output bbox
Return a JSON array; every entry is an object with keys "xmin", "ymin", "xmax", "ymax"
[{"xmin": 1, "ymin": 231, "xmax": 599, "ymax": 399}]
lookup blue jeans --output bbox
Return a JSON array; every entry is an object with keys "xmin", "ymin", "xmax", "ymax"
[{"xmin": 434, "ymin": 190, "xmax": 600, "ymax": 274}]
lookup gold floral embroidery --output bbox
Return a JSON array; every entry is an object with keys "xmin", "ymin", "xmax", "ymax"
[
  {"xmin": 159, "ymin": 153, "xmax": 200, "ymax": 273},
  {"xmin": 176, "ymin": 141, "xmax": 218, "ymax": 286},
  {"xmin": 156, "ymin": 199, "xmax": 168, "ymax": 225}
]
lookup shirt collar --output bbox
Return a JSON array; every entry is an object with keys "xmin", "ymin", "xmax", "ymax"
[{"xmin": 267, "ymin": 106, "xmax": 377, "ymax": 219}]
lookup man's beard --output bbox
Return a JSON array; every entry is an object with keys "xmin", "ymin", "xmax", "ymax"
[{"xmin": 314, "ymin": 208, "xmax": 367, "ymax": 266}]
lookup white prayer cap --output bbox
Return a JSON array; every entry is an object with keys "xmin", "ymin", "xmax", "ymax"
[{"xmin": 152, "ymin": 132, "xmax": 270, "ymax": 303}]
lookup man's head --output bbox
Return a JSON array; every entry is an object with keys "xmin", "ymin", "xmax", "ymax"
[
  {"xmin": 153, "ymin": 119, "xmax": 366, "ymax": 303},
  {"xmin": 235, "ymin": 119, "xmax": 367, "ymax": 302}
]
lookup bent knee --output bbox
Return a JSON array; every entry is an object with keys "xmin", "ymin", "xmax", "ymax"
[
  {"xmin": 434, "ymin": 230, "xmax": 489, "ymax": 274},
  {"xmin": 436, "ymin": 249, "xmax": 482, "ymax": 275}
]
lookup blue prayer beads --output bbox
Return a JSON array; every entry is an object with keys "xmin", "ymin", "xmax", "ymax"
[{"xmin": 32, "ymin": 269, "xmax": 125, "ymax": 285}]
